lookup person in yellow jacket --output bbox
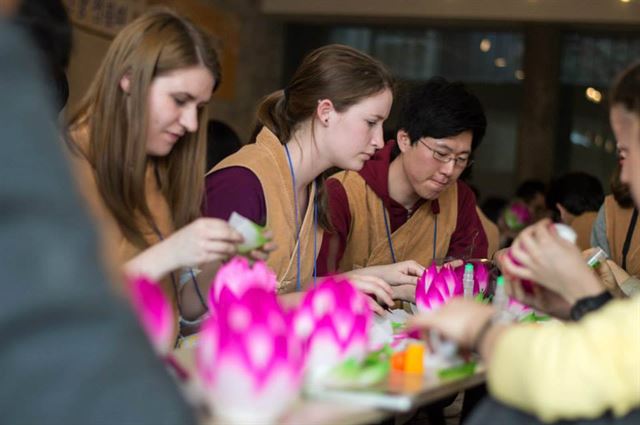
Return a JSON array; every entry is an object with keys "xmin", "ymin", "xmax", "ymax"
[{"xmin": 408, "ymin": 62, "xmax": 640, "ymax": 424}]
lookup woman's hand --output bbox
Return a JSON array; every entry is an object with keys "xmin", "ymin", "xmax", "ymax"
[
  {"xmin": 344, "ymin": 273, "xmax": 394, "ymax": 315},
  {"xmin": 247, "ymin": 230, "xmax": 277, "ymax": 262},
  {"xmin": 505, "ymin": 278, "xmax": 572, "ymax": 320},
  {"xmin": 407, "ymin": 299, "xmax": 495, "ymax": 349},
  {"xmin": 164, "ymin": 218, "xmax": 243, "ymax": 269},
  {"xmin": 352, "ymin": 260, "xmax": 425, "ymax": 286},
  {"xmin": 498, "ymin": 220, "xmax": 603, "ymax": 305}
]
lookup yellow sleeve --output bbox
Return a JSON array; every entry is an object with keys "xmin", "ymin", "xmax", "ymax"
[{"xmin": 488, "ymin": 296, "xmax": 640, "ymax": 423}]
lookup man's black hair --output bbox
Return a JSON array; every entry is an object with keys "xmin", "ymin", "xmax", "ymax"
[{"xmin": 396, "ymin": 77, "xmax": 487, "ymax": 151}]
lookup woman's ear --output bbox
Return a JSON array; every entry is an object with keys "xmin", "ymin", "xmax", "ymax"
[
  {"xmin": 119, "ymin": 73, "xmax": 131, "ymax": 94},
  {"xmin": 316, "ymin": 99, "xmax": 335, "ymax": 126},
  {"xmin": 397, "ymin": 129, "xmax": 412, "ymax": 153}
]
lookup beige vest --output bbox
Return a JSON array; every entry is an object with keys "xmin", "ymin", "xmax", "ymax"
[
  {"xmin": 605, "ymin": 195, "xmax": 640, "ymax": 277},
  {"xmin": 331, "ymin": 170, "xmax": 458, "ymax": 271},
  {"xmin": 209, "ymin": 128, "xmax": 323, "ymax": 293},
  {"xmin": 571, "ymin": 211, "xmax": 598, "ymax": 251}
]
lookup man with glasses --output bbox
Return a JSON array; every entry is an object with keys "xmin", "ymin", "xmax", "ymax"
[{"xmin": 317, "ymin": 77, "xmax": 489, "ymax": 289}]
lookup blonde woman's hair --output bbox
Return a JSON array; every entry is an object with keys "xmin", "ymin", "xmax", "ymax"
[{"xmin": 68, "ymin": 8, "xmax": 220, "ymax": 248}]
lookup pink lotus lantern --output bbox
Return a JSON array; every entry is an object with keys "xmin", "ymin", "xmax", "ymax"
[
  {"xmin": 293, "ymin": 277, "xmax": 372, "ymax": 385},
  {"xmin": 197, "ymin": 287, "xmax": 304, "ymax": 424},
  {"xmin": 441, "ymin": 266, "xmax": 464, "ymax": 296},
  {"xmin": 127, "ymin": 276, "xmax": 174, "ymax": 355},
  {"xmin": 474, "ymin": 263, "xmax": 490, "ymax": 296},
  {"xmin": 209, "ymin": 257, "xmax": 277, "ymax": 307},
  {"xmin": 416, "ymin": 264, "xmax": 464, "ymax": 312}
]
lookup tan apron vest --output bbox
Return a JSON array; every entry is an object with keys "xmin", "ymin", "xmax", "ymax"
[
  {"xmin": 209, "ymin": 127, "xmax": 323, "ymax": 293},
  {"xmin": 330, "ymin": 170, "xmax": 458, "ymax": 271}
]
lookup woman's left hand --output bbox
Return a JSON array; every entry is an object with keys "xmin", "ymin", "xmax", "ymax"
[
  {"xmin": 407, "ymin": 298, "xmax": 495, "ymax": 349},
  {"xmin": 498, "ymin": 219, "xmax": 603, "ymax": 304},
  {"xmin": 351, "ymin": 260, "xmax": 425, "ymax": 286},
  {"xmin": 247, "ymin": 230, "xmax": 277, "ymax": 262}
]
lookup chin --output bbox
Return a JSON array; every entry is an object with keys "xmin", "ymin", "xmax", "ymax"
[{"xmin": 339, "ymin": 159, "xmax": 366, "ymax": 171}]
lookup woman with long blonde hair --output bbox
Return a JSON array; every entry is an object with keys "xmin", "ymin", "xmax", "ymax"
[{"xmin": 67, "ymin": 9, "xmax": 244, "ymax": 338}]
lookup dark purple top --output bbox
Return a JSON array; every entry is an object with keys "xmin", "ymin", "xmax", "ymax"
[{"xmin": 203, "ymin": 167, "xmax": 267, "ymax": 224}]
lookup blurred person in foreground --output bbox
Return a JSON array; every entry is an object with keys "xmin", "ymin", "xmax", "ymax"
[{"xmin": 0, "ymin": 6, "xmax": 196, "ymax": 424}]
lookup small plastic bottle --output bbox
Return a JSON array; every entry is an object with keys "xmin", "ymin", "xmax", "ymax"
[
  {"xmin": 492, "ymin": 276, "xmax": 511, "ymax": 323},
  {"xmin": 587, "ymin": 247, "xmax": 608, "ymax": 269},
  {"xmin": 463, "ymin": 263, "xmax": 474, "ymax": 299}
]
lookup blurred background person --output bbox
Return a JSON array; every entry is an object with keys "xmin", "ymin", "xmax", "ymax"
[{"xmin": 546, "ymin": 171, "xmax": 604, "ymax": 250}]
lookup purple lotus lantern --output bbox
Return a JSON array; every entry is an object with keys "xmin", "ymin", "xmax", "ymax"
[
  {"xmin": 293, "ymin": 277, "xmax": 372, "ymax": 385},
  {"xmin": 416, "ymin": 264, "xmax": 467, "ymax": 312},
  {"xmin": 441, "ymin": 266, "xmax": 464, "ymax": 296},
  {"xmin": 474, "ymin": 263, "xmax": 490, "ymax": 296},
  {"xmin": 197, "ymin": 287, "xmax": 304, "ymax": 424},
  {"xmin": 128, "ymin": 276, "xmax": 174, "ymax": 355},
  {"xmin": 209, "ymin": 257, "xmax": 277, "ymax": 307}
]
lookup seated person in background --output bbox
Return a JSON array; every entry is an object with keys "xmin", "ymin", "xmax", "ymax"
[
  {"xmin": 515, "ymin": 178, "xmax": 549, "ymax": 222},
  {"xmin": 481, "ymin": 196, "xmax": 507, "ymax": 225},
  {"xmin": 546, "ymin": 171, "xmax": 604, "ymax": 250},
  {"xmin": 66, "ymin": 9, "xmax": 248, "ymax": 340},
  {"xmin": 408, "ymin": 61, "xmax": 640, "ymax": 425},
  {"xmin": 205, "ymin": 119, "xmax": 242, "ymax": 170},
  {"xmin": 316, "ymin": 77, "xmax": 489, "ymax": 301},
  {"xmin": 592, "ymin": 165, "xmax": 640, "ymax": 292},
  {"xmin": 204, "ymin": 44, "xmax": 410, "ymax": 312}
]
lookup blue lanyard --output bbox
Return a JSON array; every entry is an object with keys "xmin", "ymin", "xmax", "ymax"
[
  {"xmin": 284, "ymin": 144, "xmax": 318, "ymax": 290},
  {"xmin": 381, "ymin": 200, "xmax": 438, "ymax": 263}
]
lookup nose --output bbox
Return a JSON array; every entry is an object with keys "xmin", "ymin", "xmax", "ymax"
[
  {"xmin": 180, "ymin": 106, "xmax": 199, "ymax": 133},
  {"xmin": 371, "ymin": 126, "xmax": 384, "ymax": 149},
  {"xmin": 439, "ymin": 159, "xmax": 456, "ymax": 177}
]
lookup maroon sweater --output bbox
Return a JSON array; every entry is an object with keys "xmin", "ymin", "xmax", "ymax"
[{"xmin": 316, "ymin": 141, "xmax": 488, "ymax": 275}]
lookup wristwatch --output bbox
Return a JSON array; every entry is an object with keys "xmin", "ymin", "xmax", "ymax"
[{"xmin": 569, "ymin": 291, "xmax": 613, "ymax": 321}]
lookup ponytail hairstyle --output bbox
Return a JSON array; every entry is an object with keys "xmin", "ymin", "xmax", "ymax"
[
  {"xmin": 68, "ymin": 8, "xmax": 221, "ymax": 249},
  {"xmin": 256, "ymin": 44, "xmax": 394, "ymax": 229}
]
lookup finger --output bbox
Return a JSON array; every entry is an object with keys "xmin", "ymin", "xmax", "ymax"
[
  {"xmin": 444, "ymin": 259, "xmax": 463, "ymax": 269},
  {"xmin": 204, "ymin": 241, "xmax": 238, "ymax": 257},
  {"xmin": 500, "ymin": 253, "xmax": 536, "ymax": 281},
  {"xmin": 361, "ymin": 275, "xmax": 394, "ymax": 296},
  {"xmin": 261, "ymin": 242, "xmax": 278, "ymax": 253},
  {"xmin": 249, "ymin": 249, "xmax": 268, "ymax": 261},
  {"xmin": 206, "ymin": 220, "xmax": 243, "ymax": 242},
  {"xmin": 360, "ymin": 280, "xmax": 394, "ymax": 307},
  {"xmin": 366, "ymin": 297, "xmax": 386, "ymax": 316},
  {"xmin": 403, "ymin": 260, "xmax": 426, "ymax": 276},
  {"xmin": 261, "ymin": 230, "xmax": 274, "ymax": 240},
  {"xmin": 393, "ymin": 273, "xmax": 420, "ymax": 286},
  {"xmin": 406, "ymin": 313, "xmax": 437, "ymax": 332}
]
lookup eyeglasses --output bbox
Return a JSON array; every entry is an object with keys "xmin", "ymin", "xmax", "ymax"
[{"xmin": 418, "ymin": 139, "xmax": 474, "ymax": 169}]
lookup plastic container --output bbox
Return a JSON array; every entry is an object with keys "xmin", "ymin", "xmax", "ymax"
[
  {"xmin": 587, "ymin": 247, "xmax": 608, "ymax": 269},
  {"xmin": 462, "ymin": 263, "xmax": 474, "ymax": 299}
]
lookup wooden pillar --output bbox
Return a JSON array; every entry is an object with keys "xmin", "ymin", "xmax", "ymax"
[{"xmin": 515, "ymin": 25, "xmax": 562, "ymax": 183}]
